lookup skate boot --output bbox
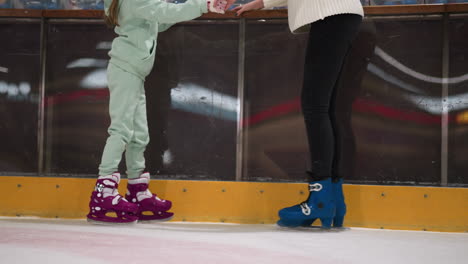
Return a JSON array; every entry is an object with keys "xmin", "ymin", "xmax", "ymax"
[
  {"xmin": 126, "ymin": 172, "xmax": 174, "ymax": 222},
  {"xmin": 277, "ymin": 178, "xmax": 335, "ymax": 229},
  {"xmin": 332, "ymin": 178, "xmax": 346, "ymax": 228},
  {"xmin": 87, "ymin": 172, "xmax": 139, "ymax": 224}
]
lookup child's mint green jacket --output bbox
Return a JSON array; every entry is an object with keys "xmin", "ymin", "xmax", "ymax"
[{"xmin": 104, "ymin": 0, "xmax": 208, "ymax": 80}]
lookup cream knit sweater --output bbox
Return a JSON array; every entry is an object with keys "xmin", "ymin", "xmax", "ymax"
[{"xmin": 263, "ymin": 0, "xmax": 364, "ymax": 33}]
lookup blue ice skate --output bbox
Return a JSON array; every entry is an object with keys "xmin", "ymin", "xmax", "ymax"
[
  {"xmin": 332, "ymin": 178, "xmax": 346, "ymax": 227},
  {"xmin": 277, "ymin": 178, "xmax": 335, "ymax": 229}
]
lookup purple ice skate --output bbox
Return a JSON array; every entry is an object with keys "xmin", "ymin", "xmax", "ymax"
[
  {"xmin": 87, "ymin": 172, "xmax": 139, "ymax": 224},
  {"xmin": 126, "ymin": 172, "xmax": 174, "ymax": 222}
]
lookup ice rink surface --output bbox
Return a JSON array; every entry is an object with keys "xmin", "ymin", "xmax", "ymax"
[{"xmin": 1, "ymin": 217, "xmax": 467, "ymax": 264}]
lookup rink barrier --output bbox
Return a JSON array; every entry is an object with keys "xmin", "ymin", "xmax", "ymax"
[{"xmin": 0, "ymin": 176, "xmax": 467, "ymax": 232}]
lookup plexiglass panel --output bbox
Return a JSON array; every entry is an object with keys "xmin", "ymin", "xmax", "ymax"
[
  {"xmin": 448, "ymin": 14, "xmax": 468, "ymax": 186},
  {"xmin": 242, "ymin": 20, "xmax": 309, "ymax": 182},
  {"xmin": 44, "ymin": 21, "xmax": 114, "ymax": 176},
  {"xmin": 349, "ymin": 16, "xmax": 443, "ymax": 185},
  {"xmin": 243, "ymin": 16, "xmax": 444, "ymax": 185},
  {"xmin": 44, "ymin": 21, "xmax": 239, "ymax": 180},
  {"xmin": 145, "ymin": 22, "xmax": 239, "ymax": 181},
  {"xmin": 0, "ymin": 19, "xmax": 41, "ymax": 174}
]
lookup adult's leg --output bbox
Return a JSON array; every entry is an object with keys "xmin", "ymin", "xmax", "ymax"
[
  {"xmin": 124, "ymin": 84, "xmax": 173, "ymax": 221},
  {"xmin": 301, "ymin": 14, "xmax": 362, "ymax": 181},
  {"xmin": 330, "ymin": 20, "xmax": 377, "ymax": 181}
]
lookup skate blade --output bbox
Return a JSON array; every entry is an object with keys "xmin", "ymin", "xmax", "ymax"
[
  {"xmin": 277, "ymin": 225, "xmax": 350, "ymax": 232},
  {"xmin": 137, "ymin": 215, "xmax": 174, "ymax": 224},
  {"xmin": 87, "ymin": 218, "xmax": 138, "ymax": 226}
]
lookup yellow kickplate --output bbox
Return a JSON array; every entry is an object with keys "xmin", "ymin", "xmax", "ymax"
[{"xmin": 0, "ymin": 176, "xmax": 467, "ymax": 232}]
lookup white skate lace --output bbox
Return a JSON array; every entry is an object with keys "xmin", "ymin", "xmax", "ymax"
[
  {"xmin": 112, "ymin": 195, "xmax": 121, "ymax": 205},
  {"xmin": 136, "ymin": 189, "xmax": 153, "ymax": 201},
  {"xmin": 300, "ymin": 203, "xmax": 311, "ymax": 216},
  {"xmin": 102, "ymin": 188, "xmax": 119, "ymax": 198},
  {"xmin": 102, "ymin": 179, "xmax": 116, "ymax": 187},
  {"xmin": 101, "ymin": 188, "xmax": 125, "ymax": 205},
  {"xmin": 111, "ymin": 195, "xmax": 129, "ymax": 205},
  {"xmin": 300, "ymin": 183, "xmax": 323, "ymax": 216},
  {"xmin": 136, "ymin": 189, "xmax": 166, "ymax": 203}
]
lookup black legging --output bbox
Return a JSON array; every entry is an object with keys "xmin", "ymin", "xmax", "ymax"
[{"xmin": 301, "ymin": 14, "xmax": 362, "ymax": 181}]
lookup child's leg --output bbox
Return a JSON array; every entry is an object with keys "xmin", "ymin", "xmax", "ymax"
[
  {"xmin": 125, "ymin": 91, "xmax": 149, "ymax": 179},
  {"xmin": 98, "ymin": 63, "xmax": 144, "ymax": 176},
  {"xmin": 89, "ymin": 65, "xmax": 144, "ymax": 224},
  {"xmin": 123, "ymin": 80, "xmax": 173, "ymax": 222}
]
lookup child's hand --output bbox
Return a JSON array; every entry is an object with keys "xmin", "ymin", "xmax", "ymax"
[
  {"xmin": 208, "ymin": 0, "xmax": 234, "ymax": 14},
  {"xmin": 233, "ymin": 0, "xmax": 264, "ymax": 16}
]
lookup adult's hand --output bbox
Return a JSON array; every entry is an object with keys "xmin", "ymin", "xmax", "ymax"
[{"xmin": 233, "ymin": 0, "xmax": 264, "ymax": 16}]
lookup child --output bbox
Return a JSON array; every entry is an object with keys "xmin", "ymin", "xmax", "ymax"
[
  {"xmin": 87, "ymin": 0, "xmax": 233, "ymax": 224},
  {"xmin": 234, "ymin": 0, "xmax": 363, "ymax": 228}
]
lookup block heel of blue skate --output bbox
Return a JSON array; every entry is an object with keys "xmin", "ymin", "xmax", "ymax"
[
  {"xmin": 319, "ymin": 217, "xmax": 333, "ymax": 229},
  {"xmin": 332, "ymin": 178, "xmax": 347, "ymax": 228},
  {"xmin": 333, "ymin": 215, "xmax": 345, "ymax": 227}
]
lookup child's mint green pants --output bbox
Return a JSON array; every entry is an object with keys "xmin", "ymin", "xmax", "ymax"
[{"xmin": 99, "ymin": 63, "xmax": 149, "ymax": 179}]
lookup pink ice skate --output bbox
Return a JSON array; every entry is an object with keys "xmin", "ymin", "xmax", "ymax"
[
  {"xmin": 126, "ymin": 172, "xmax": 174, "ymax": 222},
  {"xmin": 87, "ymin": 172, "xmax": 139, "ymax": 224}
]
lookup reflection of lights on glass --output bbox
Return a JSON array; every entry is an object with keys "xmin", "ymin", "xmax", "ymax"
[
  {"xmin": 67, "ymin": 58, "xmax": 108, "ymax": 68},
  {"xmin": 0, "ymin": 66, "xmax": 8, "ymax": 73},
  {"xmin": 7, "ymin": 83, "xmax": 19, "ymax": 96},
  {"xmin": 163, "ymin": 149, "xmax": 173, "ymax": 165},
  {"xmin": 368, "ymin": 63, "xmax": 468, "ymax": 115},
  {"xmin": 19, "ymin": 82, "xmax": 31, "ymax": 95},
  {"xmin": 171, "ymin": 83, "xmax": 237, "ymax": 121},
  {"xmin": 375, "ymin": 46, "xmax": 468, "ymax": 84},
  {"xmin": 96, "ymin": 41, "xmax": 112, "ymax": 50},
  {"xmin": 0, "ymin": 81, "xmax": 7, "ymax": 93},
  {"xmin": 80, "ymin": 69, "xmax": 107, "ymax": 89},
  {"xmin": 68, "ymin": 58, "xmax": 109, "ymax": 88},
  {"xmin": 456, "ymin": 111, "xmax": 468, "ymax": 124},
  {"xmin": 0, "ymin": 81, "xmax": 32, "ymax": 99},
  {"xmin": 405, "ymin": 93, "xmax": 468, "ymax": 115},
  {"xmin": 368, "ymin": 63, "xmax": 424, "ymax": 94}
]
